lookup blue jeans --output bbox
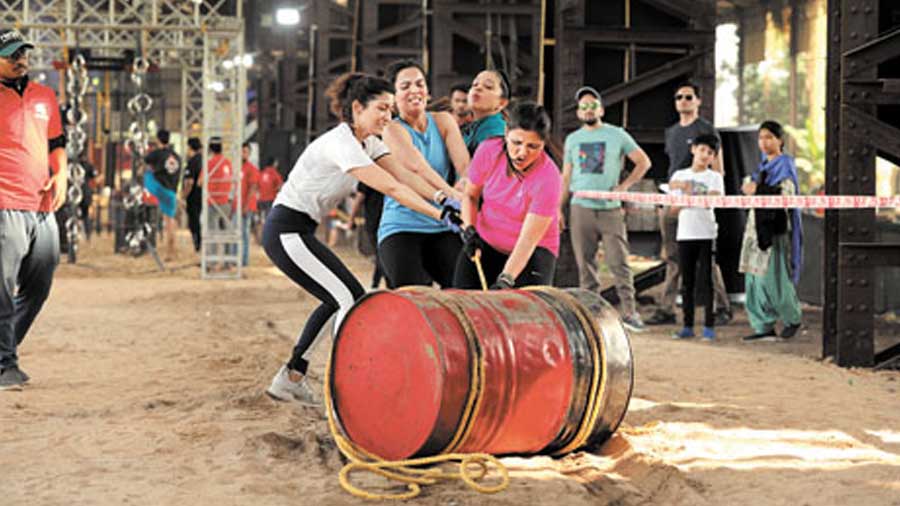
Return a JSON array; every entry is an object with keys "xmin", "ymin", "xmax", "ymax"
[
  {"xmin": 0, "ymin": 211, "xmax": 60, "ymax": 369},
  {"xmin": 241, "ymin": 212, "xmax": 252, "ymax": 266}
]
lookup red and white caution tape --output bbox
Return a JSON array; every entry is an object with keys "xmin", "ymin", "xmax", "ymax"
[{"xmin": 572, "ymin": 191, "xmax": 900, "ymax": 209}]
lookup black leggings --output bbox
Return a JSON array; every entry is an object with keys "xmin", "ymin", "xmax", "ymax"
[
  {"xmin": 263, "ymin": 205, "xmax": 365, "ymax": 374},
  {"xmin": 452, "ymin": 241, "xmax": 556, "ymax": 289},
  {"xmin": 378, "ymin": 231, "xmax": 462, "ymax": 288},
  {"xmin": 678, "ymin": 239, "xmax": 714, "ymax": 328}
]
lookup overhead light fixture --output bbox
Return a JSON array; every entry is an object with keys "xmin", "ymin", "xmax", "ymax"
[
  {"xmin": 242, "ymin": 54, "xmax": 254, "ymax": 68},
  {"xmin": 276, "ymin": 7, "xmax": 300, "ymax": 26},
  {"xmin": 222, "ymin": 59, "xmax": 234, "ymax": 70}
]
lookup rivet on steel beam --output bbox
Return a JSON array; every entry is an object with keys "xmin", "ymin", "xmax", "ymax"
[
  {"xmin": 862, "ymin": 254, "xmax": 869, "ymax": 262},
  {"xmin": 830, "ymin": 303, "xmax": 837, "ymax": 310},
  {"xmin": 859, "ymin": 305, "xmax": 868, "ymax": 312},
  {"xmin": 860, "ymin": 279, "xmax": 869, "ymax": 287},
  {"xmin": 858, "ymin": 330, "xmax": 868, "ymax": 338},
  {"xmin": 847, "ymin": 226, "xmax": 856, "ymax": 235},
  {"xmin": 846, "ymin": 279, "xmax": 855, "ymax": 286},
  {"xmin": 850, "ymin": 32, "xmax": 858, "ymax": 39},
  {"xmin": 861, "ymin": 147, "xmax": 869, "ymax": 155},
  {"xmin": 849, "ymin": 148, "xmax": 856, "ymax": 155},
  {"xmin": 845, "ymin": 305, "xmax": 854, "ymax": 312},
  {"xmin": 832, "ymin": 177, "xmax": 840, "ymax": 184},
  {"xmin": 862, "ymin": 91, "xmax": 870, "ymax": 99},
  {"xmin": 850, "ymin": 5, "xmax": 858, "ymax": 13},
  {"xmin": 844, "ymin": 330, "xmax": 853, "ymax": 337},
  {"xmin": 861, "ymin": 227, "xmax": 870, "ymax": 235},
  {"xmin": 848, "ymin": 175, "xmax": 857, "ymax": 182},
  {"xmin": 861, "ymin": 175, "xmax": 870, "ymax": 183},
  {"xmin": 864, "ymin": 5, "xmax": 872, "ymax": 14}
]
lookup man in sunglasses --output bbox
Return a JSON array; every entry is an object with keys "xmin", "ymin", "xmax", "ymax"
[
  {"xmin": 0, "ymin": 29, "xmax": 67, "ymax": 390},
  {"xmin": 561, "ymin": 86, "xmax": 652, "ymax": 332},
  {"xmin": 646, "ymin": 80, "xmax": 732, "ymax": 326}
]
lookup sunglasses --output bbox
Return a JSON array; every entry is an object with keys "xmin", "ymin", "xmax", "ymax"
[
  {"xmin": 578, "ymin": 102, "xmax": 600, "ymax": 111},
  {"xmin": 674, "ymin": 94, "xmax": 695, "ymax": 101}
]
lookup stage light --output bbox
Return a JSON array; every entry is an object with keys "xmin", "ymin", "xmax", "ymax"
[{"xmin": 276, "ymin": 7, "xmax": 300, "ymax": 26}]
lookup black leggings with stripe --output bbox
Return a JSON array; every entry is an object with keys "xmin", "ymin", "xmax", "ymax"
[{"xmin": 263, "ymin": 205, "xmax": 365, "ymax": 374}]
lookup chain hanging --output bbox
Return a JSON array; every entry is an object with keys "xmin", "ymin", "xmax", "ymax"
[
  {"xmin": 65, "ymin": 53, "xmax": 89, "ymax": 261},
  {"xmin": 123, "ymin": 56, "xmax": 155, "ymax": 256}
]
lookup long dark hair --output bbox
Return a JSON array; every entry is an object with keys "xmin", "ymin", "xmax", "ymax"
[
  {"xmin": 505, "ymin": 101, "xmax": 563, "ymax": 167},
  {"xmin": 501, "ymin": 101, "xmax": 563, "ymax": 177},
  {"xmin": 325, "ymin": 72, "xmax": 393, "ymax": 124}
]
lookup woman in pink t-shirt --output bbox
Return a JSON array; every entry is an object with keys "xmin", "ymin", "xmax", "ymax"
[{"xmin": 453, "ymin": 101, "xmax": 562, "ymax": 289}]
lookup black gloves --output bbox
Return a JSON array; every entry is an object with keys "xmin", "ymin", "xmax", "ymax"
[
  {"xmin": 489, "ymin": 272, "xmax": 515, "ymax": 290},
  {"xmin": 461, "ymin": 226, "xmax": 484, "ymax": 258},
  {"xmin": 440, "ymin": 204, "xmax": 463, "ymax": 233}
]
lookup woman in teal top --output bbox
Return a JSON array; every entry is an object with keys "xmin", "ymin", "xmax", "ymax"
[
  {"xmin": 379, "ymin": 59, "xmax": 471, "ymax": 288},
  {"xmin": 461, "ymin": 69, "xmax": 510, "ymax": 156}
]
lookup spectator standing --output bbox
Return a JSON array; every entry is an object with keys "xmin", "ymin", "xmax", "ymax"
[
  {"xmin": 257, "ymin": 158, "xmax": 283, "ymax": 222},
  {"xmin": 647, "ymin": 81, "xmax": 732, "ymax": 326},
  {"xmin": 144, "ymin": 129, "xmax": 182, "ymax": 260},
  {"xmin": 0, "ymin": 29, "xmax": 66, "ymax": 390},
  {"xmin": 561, "ymin": 86, "xmax": 651, "ymax": 332},
  {"xmin": 449, "ymin": 83, "xmax": 472, "ymax": 127},
  {"xmin": 668, "ymin": 134, "xmax": 724, "ymax": 341},
  {"xmin": 237, "ymin": 143, "xmax": 260, "ymax": 266},
  {"xmin": 182, "ymin": 137, "xmax": 203, "ymax": 252},
  {"xmin": 740, "ymin": 121, "xmax": 803, "ymax": 342},
  {"xmin": 201, "ymin": 138, "xmax": 233, "ymax": 269}
]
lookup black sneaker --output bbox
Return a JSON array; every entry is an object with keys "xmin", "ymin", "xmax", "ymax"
[
  {"xmin": 714, "ymin": 308, "xmax": 733, "ymax": 326},
  {"xmin": 12, "ymin": 365, "xmax": 29, "ymax": 384},
  {"xmin": 780, "ymin": 323, "xmax": 801, "ymax": 339},
  {"xmin": 646, "ymin": 309, "xmax": 676, "ymax": 325},
  {"xmin": 0, "ymin": 367, "xmax": 26, "ymax": 391},
  {"xmin": 742, "ymin": 329, "xmax": 778, "ymax": 343}
]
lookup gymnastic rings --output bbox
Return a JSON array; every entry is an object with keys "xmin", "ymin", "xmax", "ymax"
[
  {"xmin": 69, "ymin": 162, "xmax": 85, "ymax": 181},
  {"xmin": 67, "ymin": 184, "xmax": 83, "ymax": 204}
]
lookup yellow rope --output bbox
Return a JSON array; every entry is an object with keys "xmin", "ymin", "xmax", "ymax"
[
  {"xmin": 323, "ymin": 289, "xmax": 509, "ymax": 500},
  {"xmin": 472, "ymin": 250, "xmax": 488, "ymax": 291}
]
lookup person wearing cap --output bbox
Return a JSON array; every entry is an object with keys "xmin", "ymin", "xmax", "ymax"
[
  {"xmin": 646, "ymin": 80, "xmax": 733, "ymax": 326},
  {"xmin": 0, "ymin": 29, "xmax": 67, "ymax": 390},
  {"xmin": 561, "ymin": 85, "xmax": 651, "ymax": 332}
]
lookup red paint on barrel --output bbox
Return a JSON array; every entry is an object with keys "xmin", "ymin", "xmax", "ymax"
[{"xmin": 331, "ymin": 289, "xmax": 577, "ymax": 459}]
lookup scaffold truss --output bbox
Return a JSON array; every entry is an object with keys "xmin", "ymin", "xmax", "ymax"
[{"xmin": 4, "ymin": 0, "xmax": 245, "ymax": 279}]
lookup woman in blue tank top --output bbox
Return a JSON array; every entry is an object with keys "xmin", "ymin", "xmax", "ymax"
[{"xmin": 379, "ymin": 60, "xmax": 471, "ymax": 288}]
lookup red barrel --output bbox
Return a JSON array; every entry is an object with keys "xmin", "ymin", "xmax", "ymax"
[{"xmin": 328, "ymin": 287, "xmax": 633, "ymax": 460}]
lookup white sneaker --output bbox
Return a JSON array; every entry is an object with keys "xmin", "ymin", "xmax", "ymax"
[{"xmin": 266, "ymin": 365, "xmax": 319, "ymax": 407}]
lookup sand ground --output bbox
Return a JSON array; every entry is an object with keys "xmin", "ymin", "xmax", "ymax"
[{"xmin": 2, "ymin": 231, "xmax": 898, "ymax": 505}]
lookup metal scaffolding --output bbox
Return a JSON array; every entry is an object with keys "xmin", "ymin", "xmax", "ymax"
[{"xmin": 4, "ymin": 0, "xmax": 245, "ymax": 279}]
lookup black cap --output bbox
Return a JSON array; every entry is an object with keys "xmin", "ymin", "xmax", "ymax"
[
  {"xmin": 575, "ymin": 86, "xmax": 602, "ymax": 105},
  {"xmin": 0, "ymin": 29, "xmax": 34, "ymax": 58}
]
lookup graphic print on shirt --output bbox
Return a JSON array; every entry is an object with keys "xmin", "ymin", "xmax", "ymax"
[
  {"xmin": 165, "ymin": 154, "xmax": 180, "ymax": 174},
  {"xmin": 34, "ymin": 103, "xmax": 50, "ymax": 121},
  {"xmin": 578, "ymin": 142, "xmax": 606, "ymax": 174}
]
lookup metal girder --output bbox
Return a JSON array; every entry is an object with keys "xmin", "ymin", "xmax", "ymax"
[
  {"xmin": 561, "ymin": 27, "xmax": 714, "ymax": 46},
  {"xmin": 843, "ymin": 105, "xmax": 900, "ymax": 161},
  {"xmin": 641, "ymin": 0, "xmax": 713, "ymax": 20},
  {"xmin": 362, "ymin": 16, "xmax": 421, "ymax": 45},
  {"xmin": 844, "ymin": 79, "xmax": 900, "ymax": 105},
  {"xmin": 560, "ymin": 51, "xmax": 708, "ymax": 114},
  {"xmin": 843, "ymin": 27, "xmax": 900, "ymax": 77}
]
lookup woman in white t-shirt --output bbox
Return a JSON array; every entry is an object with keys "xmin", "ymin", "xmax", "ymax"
[
  {"xmin": 262, "ymin": 73, "xmax": 462, "ymax": 406},
  {"xmin": 667, "ymin": 134, "xmax": 724, "ymax": 341}
]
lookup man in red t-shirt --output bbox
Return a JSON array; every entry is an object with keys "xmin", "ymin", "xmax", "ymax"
[
  {"xmin": 236, "ymin": 143, "xmax": 259, "ymax": 266},
  {"xmin": 0, "ymin": 30, "xmax": 67, "ymax": 390},
  {"xmin": 257, "ymin": 158, "xmax": 283, "ymax": 221},
  {"xmin": 200, "ymin": 138, "xmax": 233, "ymax": 267}
]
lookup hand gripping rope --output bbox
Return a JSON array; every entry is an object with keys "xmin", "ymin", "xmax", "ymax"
[
  {"xmin": 65, "ymin": 54, "xmax": 89, "ymax": 262},
  {"xmin": 323, "ymin": 289, "xmax": 510, "ymax": 500}
]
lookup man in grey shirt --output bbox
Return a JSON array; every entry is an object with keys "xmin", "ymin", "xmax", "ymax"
[{"xmin": 647, "ymin": 81, "xmax": 733, "ymax": 325}]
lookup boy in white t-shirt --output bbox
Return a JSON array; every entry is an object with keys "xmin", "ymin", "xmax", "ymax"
[{"xmin": 667, "ymin": 134, "xmax": 724, "ymax": 340}]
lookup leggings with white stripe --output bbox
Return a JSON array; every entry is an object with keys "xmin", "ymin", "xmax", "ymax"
[{"xmin": 262, "ymin": 205, "xmax": 365, "ymax": 374}]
